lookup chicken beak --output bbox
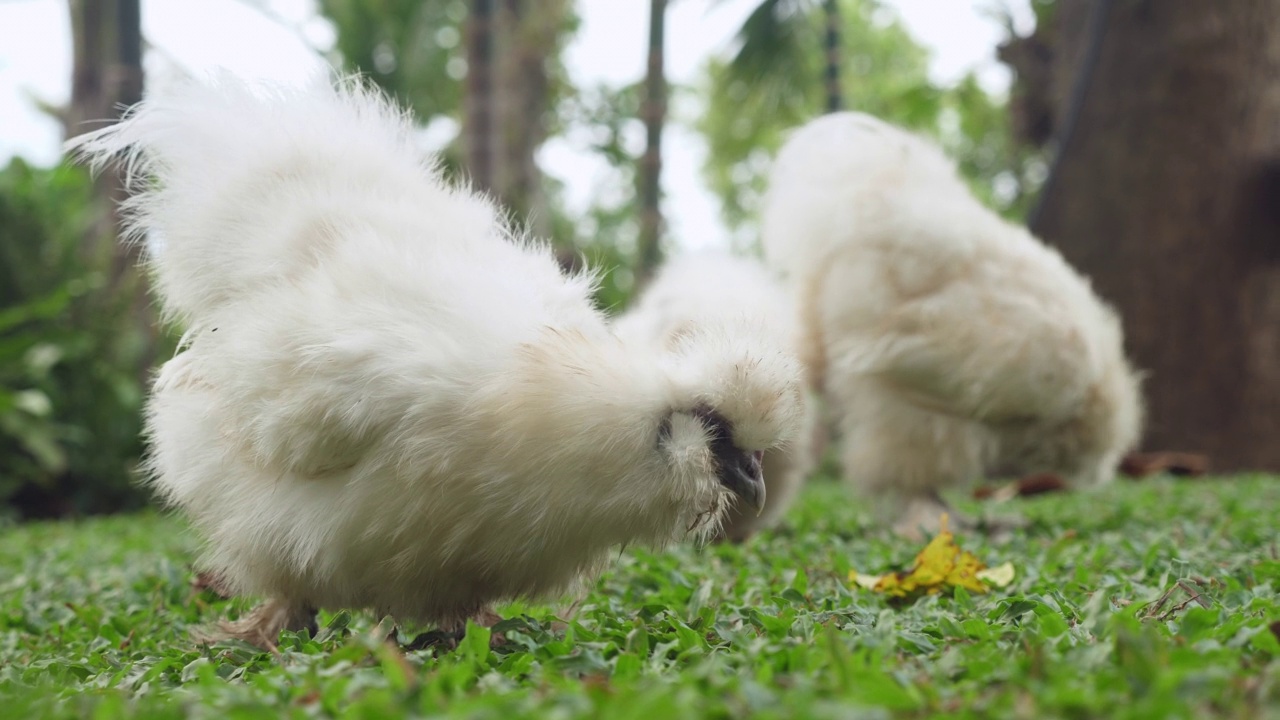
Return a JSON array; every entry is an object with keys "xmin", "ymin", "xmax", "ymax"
[{"xmin": 720, "ymin": 449, "xmax": 766, "ymax": 515}]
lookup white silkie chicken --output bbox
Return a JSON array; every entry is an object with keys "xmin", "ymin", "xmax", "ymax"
[
  {"xmin": 71, "ymin": 76, "xmax": 804, "ymax": 647},
  {"xmin": 761, "ymin": 112, "xmax": 1143, "ymax": 537},
  {"xmin": 615, "ymin": 251, "xmax": 817, "ymax": 542}
]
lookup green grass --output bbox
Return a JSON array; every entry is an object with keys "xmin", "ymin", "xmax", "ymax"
[{"xmin": 2, "ymin": 476, "xmax": 1279, "ymax": 719}]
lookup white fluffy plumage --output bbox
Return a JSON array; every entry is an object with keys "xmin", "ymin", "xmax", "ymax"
[
  {"xmin": 762, "ymin": 112, "xmax": 1143, "ymax": 536},
  {"xmin": 70, "ymin": 76, "xmax": 804, "ymax": 646},
  {"xmin": 614, "ymin": 251, "xmax": 814, "ymax": 541}
]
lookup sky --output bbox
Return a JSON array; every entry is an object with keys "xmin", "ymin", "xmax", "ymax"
[{"xmin": 0, "ymin": 0, "xmax": 1032, "ymax": 251}]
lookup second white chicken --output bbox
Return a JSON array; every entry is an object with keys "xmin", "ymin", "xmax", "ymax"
[{"xmin": 762, "ymin": 112, "xmax": 1143, "ymax": 537}]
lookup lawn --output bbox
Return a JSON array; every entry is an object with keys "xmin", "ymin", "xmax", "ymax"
[{"xmin": 2, "ymin": 476, "xmax": 1278, "ymax": 719}]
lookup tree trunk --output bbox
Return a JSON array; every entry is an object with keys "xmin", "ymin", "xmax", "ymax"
[
  {"xmin": 67, "ymin": 0, "xmax": 107, "ymax": 137},
  {"xmin": 66, "ymin": 0, "xmax": 143, "ymax": 140},
  {"xmin": 110, "ymin": 0, "xmax": 144, "ymax": 282},
  {"xmin": 822, "ymin": 0, "xmax": 841, "ymax": 113},
  {"xmin": 1033, "ymin": 0, "xmax": 1280, "ymax": 469},
  {"xmin": 636, "ymin": 0, "xmax": 667, "ymax": 286},
  {"xmin": 115, "ymin": 0, "xmax": 143, "ymax": 109},
  {"xmin": 464, "ymin": 0, "xmax": 496, "ymax": 194},
  {"xmin": 467, "ymin": 0, "xmax": 565, "ymax": 240},
  {"xmin": 66, "ymin": 0, "xmax": 152, "ymax": 382},
  {"xmin": 67, "ymin": 0, "xmax": 143, "ymax": 271},
  {"xmin": 493, "ymin": 0, "xmax": 563, "ymax": 239}
]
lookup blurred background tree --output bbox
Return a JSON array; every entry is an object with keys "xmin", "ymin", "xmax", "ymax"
[
  {"xmin": 1006, "ymin": 0, "xmax": 1280, "ymax": 470},
  {"xmin": 66, "ymin": 0, "xmax": 145, "ymax": 286},
  {"xmin": 635, "ymin": 0, "xmax": 668, "ymax": 287},
  {"xmin": 318, "ymin": 0, "xmax": 576, "ymax": 239}
]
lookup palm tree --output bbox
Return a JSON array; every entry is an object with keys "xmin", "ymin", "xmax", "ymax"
[
  {"xmin": 726, "ymin": 0, "xmax": 841, "ymax": 117},
  {"xmin": 636, "ymin": 0, "xmax": 843, "ymax": 282}
]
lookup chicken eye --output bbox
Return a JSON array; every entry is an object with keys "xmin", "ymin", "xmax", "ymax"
[{"xmin": 689, "ymin": 405, "xmax": 732, "ymax": 444}]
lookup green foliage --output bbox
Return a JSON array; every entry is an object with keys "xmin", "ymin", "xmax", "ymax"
[
  {"xmin": 316, "ymin": 0, "xmax": 580, "ymax": 185},
  {"xmin": 942, "ymin": 73, "xmax": 1046, "ymax": 219},
  {"xmin": 700, "ymin": 0, "xmax": 1045, "ymax": 241},
  {"xmin": 701, "ymin": 0, "xmax": 933, "ymax": 237},
  {"xmin": 3, "ymin": 477, "xmax": 1279, "ymax": 717},
  {"xmin": 316, "ymin": 0, "xmax": 613, "ymax": 308},
  {"xmin": 1030, "ymin": 0, "xmax": 1056, "ymax": 27},
  {"xmin": 556, "ymin": 83, "xmax": 646, "ymax": 312},
  {"xmin": 0, "ymin": 159, "xmax": 152, "ymax": 517},
  {"xmin": 316, "ymin": 0, "xmax": 467, "ymax": 125}
]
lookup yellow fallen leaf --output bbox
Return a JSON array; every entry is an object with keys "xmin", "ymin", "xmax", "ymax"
[
  {"xmin": 851, "ymin": 514, "xmax": 1014, "ymax": 602},
  {"xmin": 976, "ymin": 561, "xmax": 1016, "ymax": 588},
  {"xmin": 946, "ymin": 547, "xmax": 989, "ymax": 594}
]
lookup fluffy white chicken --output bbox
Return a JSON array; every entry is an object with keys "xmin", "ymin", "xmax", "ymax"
[
  {"xmin": 71, "ymin": 76, "xmax": 804, "ymax": 647},
  {"xmin": 762, "ymin": 112, "xmax": 1143, "ymax": 537},
  {"xmin": 614, "ymin": 251, "xmax": 817, "ymax": 541}
]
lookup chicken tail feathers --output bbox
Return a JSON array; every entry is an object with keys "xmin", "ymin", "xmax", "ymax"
[{"xmin": 67, "ymin": 73, "xmax": 454, "ymax": 328}]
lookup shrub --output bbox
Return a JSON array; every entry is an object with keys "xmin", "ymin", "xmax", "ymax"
[{"xmin": 0, "ymin": 158, "xmax": 157, "ymax": 518}]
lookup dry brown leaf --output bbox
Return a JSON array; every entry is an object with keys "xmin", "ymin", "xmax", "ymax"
[{"xmin": 1120, "ymin": 452, "xmax": 1210, "ymax": 478}]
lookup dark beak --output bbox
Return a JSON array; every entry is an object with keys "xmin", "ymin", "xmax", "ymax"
[{"xmin": 719, "ymin": 449, "xmax": 766, "ymax": 515}]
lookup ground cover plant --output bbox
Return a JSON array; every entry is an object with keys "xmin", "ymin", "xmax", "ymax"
[{"xmin": 1, "ymin": 475, "xmax": 1278, "ymax": 719}]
